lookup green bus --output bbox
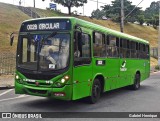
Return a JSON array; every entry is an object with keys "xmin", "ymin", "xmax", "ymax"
[{"xmin": 10, "ymin": 17, "xmax": 150, "ymax": 103}]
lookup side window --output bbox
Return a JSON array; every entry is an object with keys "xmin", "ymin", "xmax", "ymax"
[
  {"xmin": 81, "ymin": 34, "xmax": 91, "ymax": 58},
  {"xmin": 74, "ymin": 32, "xmax": 91, "ymax": 66},
  {"xmin": 146, "ymin": 45, "xmax": 150, "ymax": 59},
  {"xmin": 120, "ymin": 39, "xmax": 127, "ymax": 58},
  {"xmin": 126, "ymin": 40, "xmax": 130, "ymax": 58},
  {"xmin": 93, "ymin": 32, "xmax": 105, "ymax": 57},
  {"xmin": 139, "ymin": 43, "xmax": 144, "ymax": 59},
  {"xmin": 136, "ymin": 42, "xmax": 139, "ymax": 58},
  {"xmin": 106, "ymin": 35, "xmax": 119, "ymax": 57},
  {"xmin": 130, "ymin": 41, "xmax": 136, "ymax": 58},
  {"xmin": 120, "ymin": 39, "xmax": 131, "ymax": 58}
]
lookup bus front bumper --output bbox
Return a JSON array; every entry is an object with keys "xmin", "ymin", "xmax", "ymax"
[{"xmin": 15, "ymin": 81, "xmax": 72, "ymax": 100}]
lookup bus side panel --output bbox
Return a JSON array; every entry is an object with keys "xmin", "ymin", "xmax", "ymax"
[
  {"xmin": 93, "ymin": 58, "xmax": 120, "ymax": 92},
  {"xmin": 72, "ymin": 65, "xmax": 92, "ymax": 100}
]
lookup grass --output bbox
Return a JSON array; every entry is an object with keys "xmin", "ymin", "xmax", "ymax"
[
  {"xmin": 0, "ymin": 2, "xmax": 30, "ymax": 52},
  {"xmin": 0, "ymin": 2, "xmax": 158, "ymax": 66}
]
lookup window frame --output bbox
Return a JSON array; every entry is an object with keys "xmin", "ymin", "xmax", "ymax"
[
  {"xmin": 74, "ymin": 32, "xmax": 92, "ymax": 67},
  {"xmin": 93, "ymin": 31, "xmax": 106, "ymax": 58},
  {"xmin": 106, "ymin": 34, "xmax": 120, "ymax": 58}
]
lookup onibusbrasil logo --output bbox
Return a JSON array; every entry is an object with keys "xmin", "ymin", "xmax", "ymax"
[{"xmin": 120, "ymin": 60, "xmax": 127, "ymax": 71}]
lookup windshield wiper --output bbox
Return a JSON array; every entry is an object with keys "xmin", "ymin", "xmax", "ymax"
[
  {"xmin": 42, "ymin": 32, "xmax": 57, "ymax": 44},
  {"xmin": 47, "ymin": 32, "xmax": 57, "ymax": 39}
]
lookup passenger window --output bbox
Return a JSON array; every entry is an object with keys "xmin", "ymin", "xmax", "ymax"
[
  {"xmin": 146, "ymin": 45, "xmax": 149, "ymax": 59},
  {"xmin": 81, "ymin": 34, "xmax": 91, "ymax": 58},
  {"xmin": 74, "ymin": 32, "xmax": 91, "ymax": 66},
  {"xmin": 93, "ymin": 32, "xmax": 105, "ymax": 57},
  {"xmin": 106, "ymin": 35, "xmax": 119, "ymax": 57},
  {"xmin": 130, "ymin": 41, "xmax": 137, "ymax": 58}
]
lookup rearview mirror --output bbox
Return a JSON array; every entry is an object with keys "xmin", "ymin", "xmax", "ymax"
[{"xmin": 10, "ymin": 33, "xmax": 14, "ymax": 46}]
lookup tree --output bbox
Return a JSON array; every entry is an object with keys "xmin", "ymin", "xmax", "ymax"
[
  {"xmin": 101, "ymin": 0, "xmax": 141, "ymax": 23},
  {"xmin": 137, "ymin": 15, "xmax": 145, "ymax": 25},
  {"xmin": 144, "ymin": 1, "xmax": 159, "ymax": 27},
  {"xmin": 45, "ymin": 0, "xmax": 87, "ymax": 15},
  {"xmin": 91, "ymin": 9, "xmax": 105, "ymax": 19}
]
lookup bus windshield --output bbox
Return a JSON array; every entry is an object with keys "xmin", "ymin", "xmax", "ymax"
[{"xmin": 17, "ymin": 33, "xmax": 70, "ymax": 71}]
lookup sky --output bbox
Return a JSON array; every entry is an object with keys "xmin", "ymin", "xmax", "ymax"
[{"xmin": 0, "ymin": 0, "xmax": 159, "ymax": 16}]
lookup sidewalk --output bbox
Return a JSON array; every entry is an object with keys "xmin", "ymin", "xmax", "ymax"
[{"xmin": 0, "ymin": 75, "xmax": 14, "ymax": 90}]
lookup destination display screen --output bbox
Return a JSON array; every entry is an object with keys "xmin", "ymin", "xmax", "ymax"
[{"xmin": 20, "ymin": 19, "xmax": 71, "ymax": 32}]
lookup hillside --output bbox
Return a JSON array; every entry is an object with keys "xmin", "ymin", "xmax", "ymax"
[
  {"xmin": 0, "ymin": 2, "xmax": 158, "ymax": 66},
  {"xmin": 0, "ymin": 2, "xmax": 30, "ymax": 52}
]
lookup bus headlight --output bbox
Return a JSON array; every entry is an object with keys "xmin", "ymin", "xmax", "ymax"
[
  {"xmin": 53, "ymin": 75, "xmax": 70, "ymax": 87},
  {"xmin": 15, "ymin": 74, "xmax": 23, "ymax": 84},
  {"xmin": 15, "ymin": 75, "xmax": 19, "ymax": 80},
  {"xmin": 61, "ymin": 78, "xmax": 65, "ymax": 83}
]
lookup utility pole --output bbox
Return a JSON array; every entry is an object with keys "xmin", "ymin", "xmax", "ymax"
[
  {"xmin": 83, "ymin": 4, "xmax": 84, "ymax": 16},
  {"xmin": 158, "ymin": 1, "xmax": 160, "ymax": 65},
  {"xmin": 33, "ymin": 0, "xmax": 35, "ymax": 8},
  {"xmin": 97, "ymin": 0, "xmax": 98, "ymax": 10},
  {"xmin": 120, "ymin": 0, "xmax": 124, "ymax": 33}
]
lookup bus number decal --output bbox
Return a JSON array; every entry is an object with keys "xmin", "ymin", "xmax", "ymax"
[
  {"xmin": 96, "ymin": 60, "xmax": 105, "ymax": 66},
  {"xmin": 27, "ymin": 24, "xmax": 37, "ymax": 30}
]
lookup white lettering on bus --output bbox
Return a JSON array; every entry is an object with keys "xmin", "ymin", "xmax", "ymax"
[
  {"xmin": 39, "ymin": 23, "xmax": 60, "ymax": 30},
  {"xmin": 27, "ymin": 24, "xmax": 37, "ymax": 30}
]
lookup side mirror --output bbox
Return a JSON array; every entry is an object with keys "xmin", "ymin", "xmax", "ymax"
[{"xmin": 10, "ymin": 33, "xmax": 14, "ymax": 46}]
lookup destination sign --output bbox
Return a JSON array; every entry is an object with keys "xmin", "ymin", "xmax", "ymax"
[
  {"xmin": 27, "ymin": 23, "xmax": 60, "ymax": 30},
  {"xmin": 20, "ymin": 19, "xmax": 71, "ymax": 32}
]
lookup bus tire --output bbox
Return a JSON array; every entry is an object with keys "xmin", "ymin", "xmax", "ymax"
[
  {"xmin": 88, "ymin": 79, "xmax": 101, "ymax": 104},
  {"xmin": 130, "ymin": 73, "xmax": 140, "ymax": 90}
]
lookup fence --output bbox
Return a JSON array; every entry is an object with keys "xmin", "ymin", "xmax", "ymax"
[{"xmin": 0, "ymin": 52, "xmax": 16, "ymax": 75}]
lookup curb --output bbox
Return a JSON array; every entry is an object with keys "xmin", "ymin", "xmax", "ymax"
[
  {"xmin": 0, "ymin": 86, "xmax": 14, "ymax": 90},
  {"xmin": 150, "ymin": 70, "xmax": 160, "ymax": 74}
]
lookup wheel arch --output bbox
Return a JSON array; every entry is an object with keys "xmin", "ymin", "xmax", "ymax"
[
  {"xmin": 136, "ymin": 70, "xmax": 141, "ymax": 80},
  {"xmin": 92, "ymin": 74, "xmax": 105, "ymax": 94}
]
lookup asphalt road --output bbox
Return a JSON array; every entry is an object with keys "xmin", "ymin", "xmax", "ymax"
[{"xmin": 0, "ymin": 72, "xmax": 160, "ymax": 121}]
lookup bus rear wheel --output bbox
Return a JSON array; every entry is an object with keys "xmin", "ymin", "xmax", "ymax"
[
  {"xmin": 130, "ymin": 73, "xmax": 140, "ymax": 90},
  {"xmin": 88, "ymin": 79, "xmax": 101, "ymax": 104}
]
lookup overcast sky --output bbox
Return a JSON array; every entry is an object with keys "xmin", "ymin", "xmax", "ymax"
[{"xmin": 0, "ymin": 0, "xmax": 159, "ymax": 16}]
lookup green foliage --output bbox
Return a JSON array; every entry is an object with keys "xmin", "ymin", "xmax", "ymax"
[
  {"xmin": 137, "ymin": 15, "xmax": 145, "ymax": 25},
  {"xmin": 144, "ymin": 1, "xmax": 159, "ymax": 27},
  {"xmin": 155, "ymin": 65, "xmax": 160, "ymax": 70},
  {"xmin": 52, "ymin": 0, "xmax": 87, "ymax": 15},
  {"xmin": 99, "ymin": 0, "xmax": 141, "ymax": 22},
  {"xmin": 43, "ymin": 0, "xmax": 87, "ymax": 15},
  {"xmin": 91, "ymin": 9, "xmax": 105, "ymax": 19}
]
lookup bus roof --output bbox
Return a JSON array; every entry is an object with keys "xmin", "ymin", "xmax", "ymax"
[{"xmin": 22, "ymin": 17, "xmax": 149, "ymax": 44}]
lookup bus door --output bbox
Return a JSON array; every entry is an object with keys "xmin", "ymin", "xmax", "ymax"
[
  {"xmin": 72, "ymin": 32, "xmax": 92, "ymax": 100},
  {"xmin": 105, "ymin": 35, "xmax": 120, "ymax": 90}
]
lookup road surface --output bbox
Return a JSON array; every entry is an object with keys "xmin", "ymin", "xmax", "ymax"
[{"xmin": 0, "ymin": 72, "xmax": 160, "ymax": 121}]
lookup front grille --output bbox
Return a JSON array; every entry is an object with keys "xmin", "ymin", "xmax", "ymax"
[
  {"xmin": 17, "ymin": 67, "xmax": 68, "ymax": 80},
  {"xmin": 23, "ymin": 73, "xmax": 56, "ymax": 80},
  {"xmin": 26, "ymin": 82, "xmax": 51, "ymax": 86},
  {"xmin": 28, "ymin": 88, "xmax": 47, "ymax": 94}
]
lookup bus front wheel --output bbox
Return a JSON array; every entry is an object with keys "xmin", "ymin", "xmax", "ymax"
[{"xmin": 88, "ymin": 79, "xmax": 101, "ymax": 104}]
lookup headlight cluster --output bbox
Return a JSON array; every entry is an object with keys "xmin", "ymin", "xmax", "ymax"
[
  {"xmin": 15, "ymin": 74, "xmax": 23, "ymax": 84},
  {"xmin": 53, "ymin": 75, "xmax": 70, "ymax": 87}
]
